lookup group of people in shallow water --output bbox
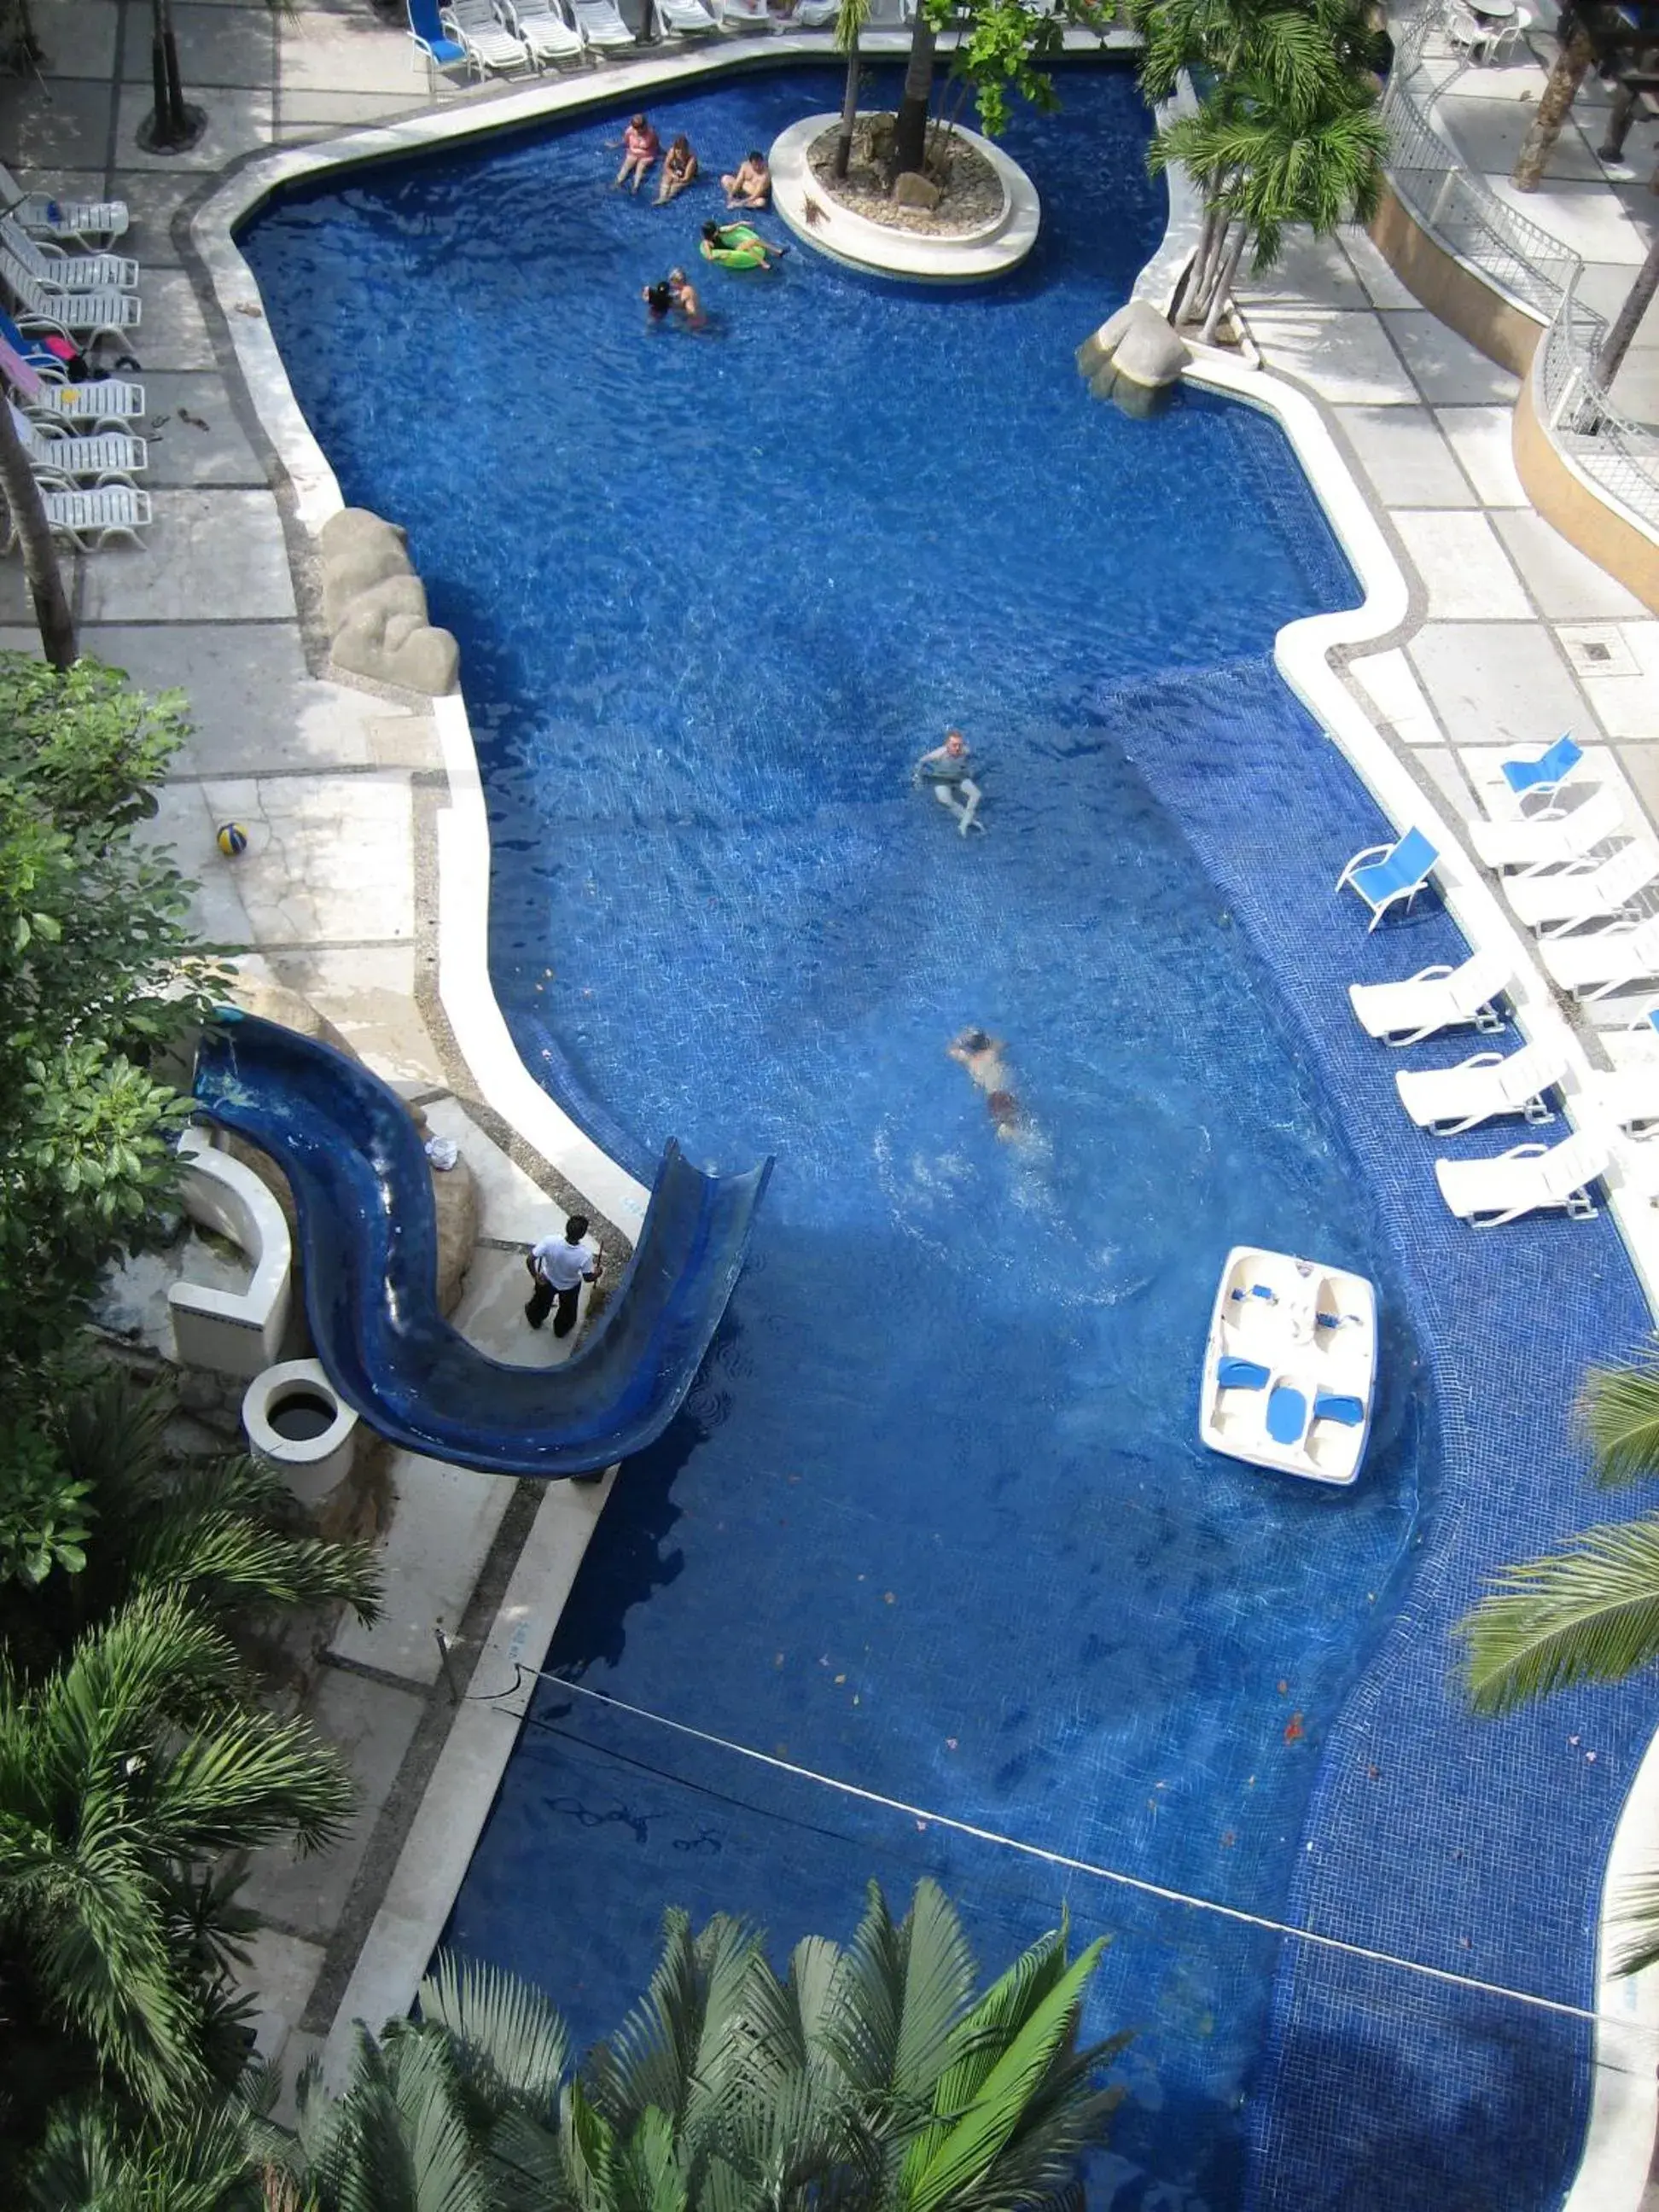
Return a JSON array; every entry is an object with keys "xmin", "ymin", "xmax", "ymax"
[{"xmin": 616, "ymin": 114, "xmax": 789, "ymax": 331}]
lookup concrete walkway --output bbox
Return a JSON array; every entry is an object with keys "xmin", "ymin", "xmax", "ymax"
[{"xmin": 7, "ymin": 0, "xmax": 1659, "ymax": 2089}]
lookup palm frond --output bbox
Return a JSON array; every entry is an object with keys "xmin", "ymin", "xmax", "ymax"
[
  {"xmin": 419, "ymin": 1951, "xmax": 570, "ymax": 2116},
  {"xmin": 1610, "ymin": 1868, "xmax": 1659, "ymax": 1977},
  {"xmin": 898, "ymin": 1940, "xmax": 1107, "ymax": 2212},
  {"xmin": 1457, "ymin": 1513, "xmax": 1659, "ymax": 1712},
  {"xmin": 1578, "ymin": 1349, "xmax": 1659, "ymax": 1489}
]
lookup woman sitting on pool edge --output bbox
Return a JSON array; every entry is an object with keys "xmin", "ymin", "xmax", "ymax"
[
  {"xmin": 656, "ymin": 134, "xmax": 698, "ymax": 205},
  {"xmin": 614, "ymin": 114, "xmax": 660, "ymax": 193},
  {"xmin": 723, "ymin": 149, "xmax": 771, "ymax": 207},
  {"xmin": 700, "ymin": 219, "xmax": 787, "ymax": 271}
]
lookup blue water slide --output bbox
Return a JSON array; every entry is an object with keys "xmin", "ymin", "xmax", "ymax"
[{"xmin": 192, "ymin": 1012, "xmax": 771, "ymax": 1479}]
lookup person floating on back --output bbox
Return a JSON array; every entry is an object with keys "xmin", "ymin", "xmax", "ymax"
[
  {"xmin": 914, "ymin": 729, "xmax": 983, "ymax": 835},
  {"xmin": 525, "ymin": 1214, "xmax": 603, "ymax": 1338}
]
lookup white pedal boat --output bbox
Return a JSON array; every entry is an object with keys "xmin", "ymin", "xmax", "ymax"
[{"xmin": 1199, "ymin": 1246, "xmax": 1377, "ymax": 1487}]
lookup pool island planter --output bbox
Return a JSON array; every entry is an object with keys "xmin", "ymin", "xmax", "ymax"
[{"xmin": 767, "ymin": 114, "xmax": 1040, "ymax": 282}]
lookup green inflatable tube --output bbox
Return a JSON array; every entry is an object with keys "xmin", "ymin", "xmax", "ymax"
[{"xmin": 701, "ymin": 224, "xmax": 771, "ymax": 271}]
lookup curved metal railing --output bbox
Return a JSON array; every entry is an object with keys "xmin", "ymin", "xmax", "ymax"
[{"xmin": 1381, "ymin": 1, "xmax": 1659, "ymax": 535}]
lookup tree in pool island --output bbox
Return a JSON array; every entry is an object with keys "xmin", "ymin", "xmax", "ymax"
[
  {"xmin": 257, "ymin": 1880, "xmax": 1126, "ymax": 2210},
  {"xmin": 1132, "ymin": 0, "xmax": 1389, "ymax": 342},
  {"xmin": 1458, "ymin": 1340, "xmax": 1659, "ymax": 1972},
  {"xmin": 886, "ymin": 0, "xmax": 1113, "ymax": 182}
]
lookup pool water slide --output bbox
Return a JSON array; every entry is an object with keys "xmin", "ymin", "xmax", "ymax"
[{"xmin": 191, "ymin": 1012, "xmax": 771, "ymax": 1479}]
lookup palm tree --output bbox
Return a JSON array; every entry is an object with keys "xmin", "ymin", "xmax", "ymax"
[
  {"xmin": 835, "ymin": 0, "xmax": 874, "ymax": 182},
  {"xmin": 275, "ymin": 1881, "xmax": 1126, "ymax": 2211},
  {"xmin": 1151, "ymin": 65, "xmax": 1388, "ymax": 341},
  {"xmin": 1458, "ymin": 1342, "xmax": 1659, "ymax": 1970},
  {"xmin": 0, "ymin": 1588, "xmax": 354, "ymax": 2142},
  {"xmin": 141, "ymin": 0, "xmax": 207, "ymax": 153},
  {"xmin": 1595, "ymin": 232, "xmax": 1659, "ymax": 397},
  {"xmin": 0, "ymin": 396, "xmax": 75, "ymax": 669},
  {"xmin": 1511, "ymin": 15, "xmax": 1595, "ymax": 191},
  {"xmin": 24, "ymin": 2093, "xmax": 269, "ymax": 2212}
]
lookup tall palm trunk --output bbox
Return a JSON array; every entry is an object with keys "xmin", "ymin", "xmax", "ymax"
[
  {"xmin": 892, "ymin": 7, "xmax": 937, "ymax": 177},
  {"xmin": 835, "ymin": 24, "xmax": 861, "ymax": 178},
  {"xmin": 1595, "ymin": 232, "xmax": 1659, "ymax": 394},
  {"xmin": 1512, "ymin": 20, "xmax": 1594, "ymax": 190},
  {"xmin": 1200, "ymin": 223, "xmax": 1247, "ymax": 342},
  {"xmin": 0, "ymin": 401, "xmax": 75, "ymax": 669},
  {"xmin": 144, "ymin": 0, "xmax": 201, "ymax": 152}
]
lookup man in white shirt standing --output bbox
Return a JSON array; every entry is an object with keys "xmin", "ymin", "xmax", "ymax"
[{"xmin": 525, "ymin": 1213, "xmax": 602, "ymax": 1338}]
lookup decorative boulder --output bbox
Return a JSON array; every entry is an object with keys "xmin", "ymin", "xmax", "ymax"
[
  {"xmin": 1075, "ymin": 299, "xmax": 1188, "ymax": 417},
  {"xmin": 317, "ymin": 504, "xmax": 459, "ymax": 696},
  {"xmin": 892, "ymin": 170, "xmax": 942, "ymax": 212}
]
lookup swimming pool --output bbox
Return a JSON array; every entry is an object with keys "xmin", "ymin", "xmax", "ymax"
[{"xmin": 242, "ymin": 62, "xmax": 1657, "ymax": 2209}]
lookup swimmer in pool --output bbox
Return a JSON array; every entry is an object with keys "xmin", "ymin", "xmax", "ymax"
[
  {"xmin": 950, "ymin": 1029, "xmax": 1027, "ymax": 1144},
  {"xmin": 642, "ymin": 276, "xmax": 673, "ymax": 320},
  {"xmin": 913, "ymin": 730, "xmax": 983, "ymax": 835}
]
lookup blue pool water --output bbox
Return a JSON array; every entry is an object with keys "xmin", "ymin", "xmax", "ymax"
[{"xmin": 243, "ymin": 64, "xmax": 1659, "ymax": 2210}]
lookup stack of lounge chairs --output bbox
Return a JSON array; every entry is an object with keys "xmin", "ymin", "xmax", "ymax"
[
  {"xmin": 0, "ymin": 182, "xmax": 150, "ymax": 552},
  {"xmin": 1332, "ymin": 736, "xmax": 1656, "ymax": 1228}
]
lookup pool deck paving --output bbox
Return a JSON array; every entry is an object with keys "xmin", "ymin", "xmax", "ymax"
[{"xmin": 8, "ymin": 0, "xmax": 1659, "ymax": 2181}]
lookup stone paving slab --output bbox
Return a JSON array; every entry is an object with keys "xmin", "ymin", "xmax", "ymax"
[
  {"xmin": 1406, "ymin": 620, "xmax": 1598, "ymax": 748},
  {"xmin": 258, "ymin": 942, "xmax": 451, "ymax": 1084},
  {"xmin": 1391, "ymin": 507, "xmax": 1534, "ymax": 618},
  {"xmin": 81, "ymin": 489, "xmax": 298, "ymax": 620},
  {"xmin": 165, "ymin": 768, "xmax": 416, "ymax": 944},
  {"xmin": 330, "ymin": 1449, "xmax": 514, "ymax": 1684},
  {"xmin": 245, "ymin": 1666, "xmax": 426, "ymax": 1941},
  {"xmin": 142, "ymin": 373, "xmax": 266, "ymax": 486},
  {"xmin": 1333, "ymin": 403, "xmax": 1481, "ymax": 507}
]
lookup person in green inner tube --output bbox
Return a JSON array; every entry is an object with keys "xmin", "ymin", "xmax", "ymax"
[{"xmin": 700, "ymin": 218, "xmax": 789, "ymax": 271}]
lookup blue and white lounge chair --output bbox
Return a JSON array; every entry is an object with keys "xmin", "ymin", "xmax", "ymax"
[
  {"xmin": 1469, "ymin": 785, "xmax": 1623, "ymax": 875},
  {"xmin": 0, "ymin": 163, "xmax": 128, "ymax": 253},
  {"xmin": 1336, "ymin": 826, "xmax": 1439, "ymax": 930},
  {"xmin": 0, "ymin": 306, "xmax": 143, "ymax": 428},
  {"xmin": 1501, "ymin": 732, "xmax": 1583, "ymax": 812},
  {"xmin": 406, "ymin": 0, "xmax": 469, "ymax": 68},
  {"xmin": 1505, "ymin": 841, "xmax": 1659, "ymax": 937}
]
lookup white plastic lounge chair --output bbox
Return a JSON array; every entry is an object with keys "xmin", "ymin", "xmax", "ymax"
[
  {"xmin": 1585, "ymin": 1067, "xmax": 1659, "ymax": 1138},
  {"xmin": 572, "ymin": 0, "xmax": 634, "ymax": 43},
  {"xmin": 793, "ymin": 0, "xmax": 838, "ymax": 20},
  {"xmin": 1505, "ymin": 842, "xmax": 1659, "ymax": 936},
  {"xmin": 0, "ymin": 216, "xmax": 137, "ymax": 297},
  {"xmin": 1467, "ymin": 786, "xmax": 1624, "ymax": 875},
  {"xmin": 443, "ymin": 0, "xmax": 533, "ymax": 73},
  {"xmin": 9, "ymin": 402, "xmax": 145, "ymax": 481},
  {"xmin": 1348, "ymin": 949, "xmax": 1510, "ymax": 1045},
  {"xmin": 1435, "ymin": 1133, "xmax": 1608, "ymax": 1226},
  {"xmin": 1541, "ymin": 917, "xmax": 1659, "ymax": 1002},
  {"xmin": 1394, "ymin": 1039, "xmax": 1567, "ymax": 1133},
  {"xmin": 3, "ymin": 479, "xmax": 152, "ymax": 552},
  {"xmin": 26, "ymin": 376, "xmax": 144, "ymax": 431},
  {"xmin": 0, "ymin": 164, "xmax": 128, "ymax": 252},
  {"xmin": 1336, "ymin": 826, "xmax": 1439, "ymax": 930},
  {"xmin": 656, "ymin": 0, "xmax": 719, "ymax": 31},
  {"xmin": 0, "ymin": 253, "xmax": 139, "ymax": 346},
  {"xmin": 498, "ymin": 0, "xmax": 585, "ymax": 61},
  {"xmin": 719, "ymin": 0, "xmax": 774, "ymax": 20},
  {"xmin": 1500, "ymin": 731, "xmax": 1584, "ymax": 813}
]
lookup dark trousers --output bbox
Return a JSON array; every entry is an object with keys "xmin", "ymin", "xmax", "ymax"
[{"xmin": 525, "ymin": 1276, "xmax": 581, "ymax": 1336}]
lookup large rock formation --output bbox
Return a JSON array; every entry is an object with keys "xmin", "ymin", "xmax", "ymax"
[
  {"xmin": 1075, "ymin": 300, "xmax": 1189, "ymax": 418},
  {"xmin": 318, "ymin": 507, "xmax": 459, "ymax": 696}
]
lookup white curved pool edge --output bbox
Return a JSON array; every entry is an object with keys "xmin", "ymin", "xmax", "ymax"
[{"xmin": 194, "ymin": 59, "xmax": 1659, "ymax": 2172}]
